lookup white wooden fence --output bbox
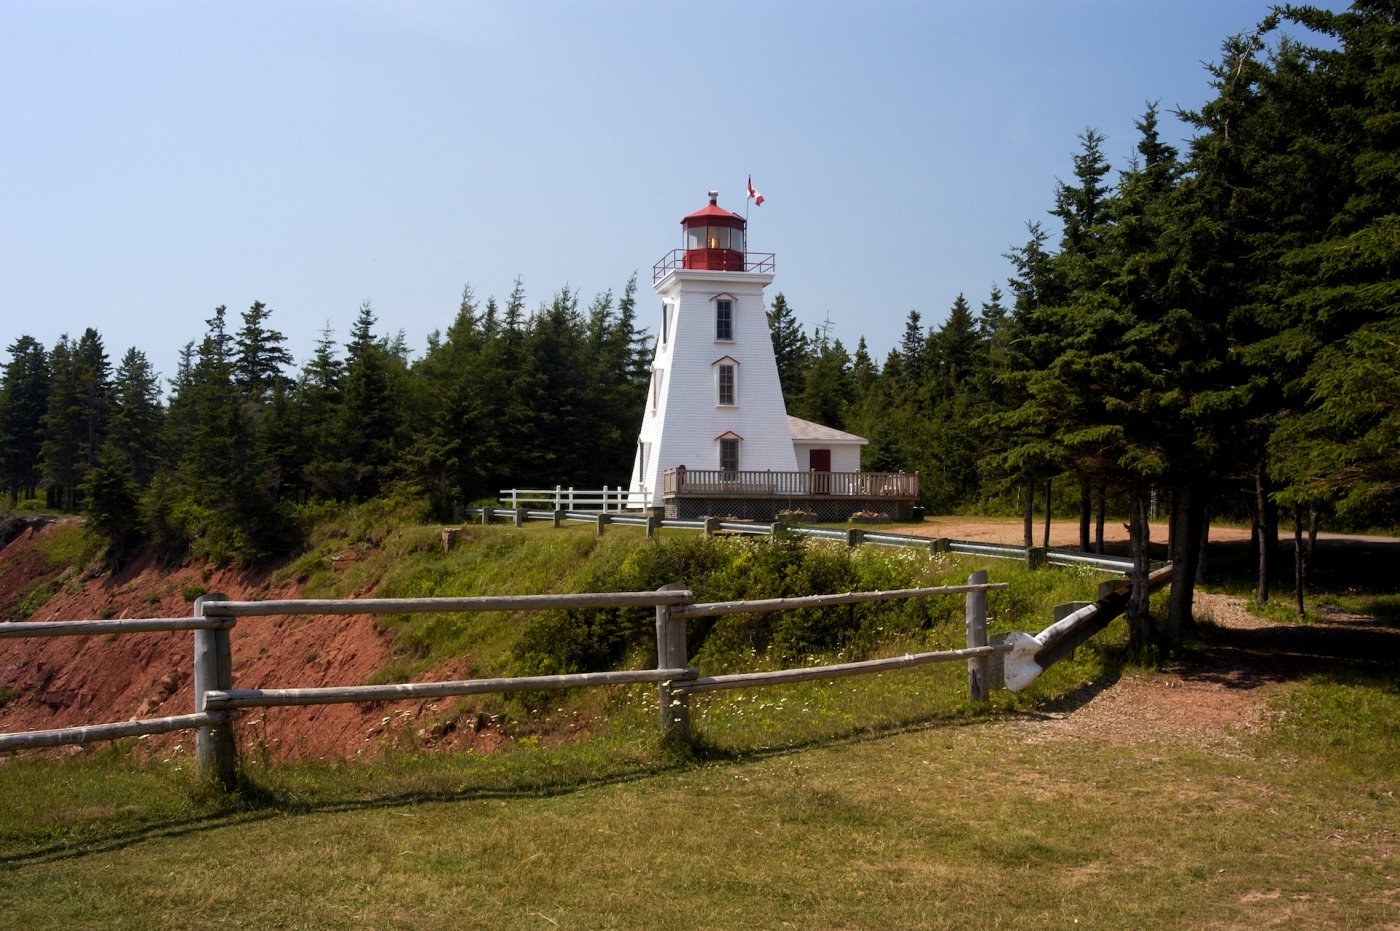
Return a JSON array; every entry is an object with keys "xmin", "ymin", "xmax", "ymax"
[{"xmin": 498, "ymin": 486, "xmax": 633, "ymax": 511}]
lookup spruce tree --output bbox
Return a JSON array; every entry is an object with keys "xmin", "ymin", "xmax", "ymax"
[{"xmin": 0, "ymin": 336, "xmax": 49, "ymax": 505}]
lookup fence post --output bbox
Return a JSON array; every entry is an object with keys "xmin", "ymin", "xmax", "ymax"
[
  {"xmin": 554, "ymin": 485, "xmax": 562, "ymax": 510},
  {"xmin": 965, "ymin": 570, "xmax": 990, "ymax": 702},
  {"xmin": 193, "ymin": 593, "xmax": 237, "ymax": 790},
  {"xmin": 655, "ymin": 583, "xmax": 691, "ymax": 742},
  {"xmin": 603, "ymin": 485, "xmax": 610, "ymax": 511}
]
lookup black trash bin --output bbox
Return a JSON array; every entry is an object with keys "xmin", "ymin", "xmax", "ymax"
[{"xmin": 911, "ymin": 506, "xmax": 925, "ymax": 521}]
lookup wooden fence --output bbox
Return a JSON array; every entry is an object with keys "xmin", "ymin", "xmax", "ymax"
[{"xmin": 0, "ymin": 577, "xmax": 1010, "ymax": 790}]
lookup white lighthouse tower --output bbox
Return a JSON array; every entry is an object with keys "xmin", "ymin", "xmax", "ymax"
[{"xmin": 627, "ymin": 191, "xmax": 796, "ymax": 510}]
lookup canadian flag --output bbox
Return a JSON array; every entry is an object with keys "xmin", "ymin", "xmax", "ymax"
[{"xmin": 747, "ymin": 176, "xmax": 764, "ymax": 206}]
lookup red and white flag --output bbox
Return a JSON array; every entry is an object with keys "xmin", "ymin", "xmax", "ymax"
[{"xmin": 747, "ymin": 176, "xmax": 764, "ymax": 206}]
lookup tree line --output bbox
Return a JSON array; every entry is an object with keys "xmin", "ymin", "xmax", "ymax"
[
  {"xmin": 1, "ymin": 4, "xmax": 1395, "ymax": 651},
  {"xmin": 0, "ymin": 281, "xmax": 650, "ymax": 565},
  {"xmin": 772, "ymin": 2, "xmax": 1398, "ymax": 649}
]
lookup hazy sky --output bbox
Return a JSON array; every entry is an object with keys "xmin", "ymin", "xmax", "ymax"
[{"xmin": 2, "ymin": 0, "xmax": 1341, "ymax": 386}]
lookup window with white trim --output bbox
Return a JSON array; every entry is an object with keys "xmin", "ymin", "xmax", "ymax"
[
  {"xmin": 717, "ymin": 363, "xmax": 735, "ymax": 406},
  {"xmin": 719, "ymin": 437, "xmax": 740, "ymax": 472},
  {"xmin": 715, "ymin": 299, "xmax": 733, "ymax": 341}
]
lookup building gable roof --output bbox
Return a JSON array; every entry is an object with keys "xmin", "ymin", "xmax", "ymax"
[{"xmin": 786, "ymin": 415, "xmax": 868, "ymax": 445}]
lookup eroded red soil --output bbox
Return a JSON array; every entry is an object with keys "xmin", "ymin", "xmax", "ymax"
[{"xmin": 0, "ymin": 520, "xmax": 495, "ymax": 761}]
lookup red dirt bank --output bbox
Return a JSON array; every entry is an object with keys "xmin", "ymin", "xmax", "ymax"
[{"xmin": 0, "ymin": 519, "xmax": 482, "ymax": 761}]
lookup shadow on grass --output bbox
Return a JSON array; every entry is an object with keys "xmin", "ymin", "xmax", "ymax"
[{"xmin": 5, "ymin": 676, "xmax": 1130, "ymax": 869}]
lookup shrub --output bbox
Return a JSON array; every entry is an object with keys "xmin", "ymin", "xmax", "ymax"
[{"xmin": 512, "ymin": 533, "xmax": 955, "ymax": 676}]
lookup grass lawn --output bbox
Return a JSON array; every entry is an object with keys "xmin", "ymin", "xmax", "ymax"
[{"xmin": 1, "ymin": 654, "xmax": 1395, "ymax": 930}]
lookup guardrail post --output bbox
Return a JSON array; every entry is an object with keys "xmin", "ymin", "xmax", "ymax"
[
  {"xmin": 770, "ymin": 519, "xmax": 785, "ymax": 535},
  {"xmin": 1098, "ymin": 578, "xmax": 1129, "ymax": 599},
  {"xmin": 703, "ymin": 517, "xmax": 718, "ymax": 537},
  {"xmin": 1025, "ymin": 547, "xmax": 1047, "ymax": 569},
  {"xmin": 514, "ymin": 507, "xmax": 527, "ymax": 527},
  {"xmin": 845, "ymin": 527, "xmax": 864, "ymax": 547},
  {"xmin": 965, "ymin": 570, "xmax": 990, "ymax": 702},
  {"xmin": 193, "ymin": 593, "xmax": 237, "ymax": 790},
  {"xmin": 930, "ymin": 537, "xmax": 951, "ymax": 554},
  {"xmin": 1053, "ymin": 601, "xmax": 1092, "ymax": 622},
  {"xmin": 595, "ymin": 513, "xmax": 610, "ymax": 536},
  {"xmin": 553, "ymin": 508, "xmax": 565, "ymax": 528},
  {"xmin": 655, "ymin": 583, "xmax": 691, "ymax": 742},
  {"xmin": 481, "ymin": 506, "xmax": 494, "ymax": 525},
  {"xmin": 646, "ymin": 515, "xmax": 660, "ymax": 538}
]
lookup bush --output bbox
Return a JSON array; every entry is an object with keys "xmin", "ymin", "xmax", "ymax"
[{"xmin": 512, "ymin": 533, "xmax": 960, "ymax": 676}]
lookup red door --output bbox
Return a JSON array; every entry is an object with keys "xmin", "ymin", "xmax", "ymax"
[{"xmin": 810, "ymin": 449, "xmax": 831, "ymax": 494}]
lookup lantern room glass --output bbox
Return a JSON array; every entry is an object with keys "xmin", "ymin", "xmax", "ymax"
[{"xmin": 687, "ymin": 225, "xmax": 744, "ymax": 253}]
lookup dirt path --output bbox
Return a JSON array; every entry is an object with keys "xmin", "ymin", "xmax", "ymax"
[
  {"xmin": 896, "ymin": 516, "xmax": 1254, "ymax": 548},
  {"xmin": 998, "ymin": 591, "xmax": 1399, "ymax": 752}
]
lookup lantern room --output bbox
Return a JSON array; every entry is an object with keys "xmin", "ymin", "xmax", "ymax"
[{"xmin": 681, "ymin": 190, "xmax": 747, "ymax": 271}]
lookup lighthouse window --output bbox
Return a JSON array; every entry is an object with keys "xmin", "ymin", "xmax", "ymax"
[
  {"xmin": 717, "ymin": 364, "xmax": 736, "ymax": 406},
  {"xmin": 715, "ymin": 300, "xmax": 733, "ymax": 341},
  {"xmin": 719, "ymin": 437, "xmax": 740, "ymax": 473},
  {"xmin": 660, "ymin": 301, "xmax": 669, "ymax": 345}
]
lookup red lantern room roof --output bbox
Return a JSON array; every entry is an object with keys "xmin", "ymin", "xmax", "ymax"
[
  {"xmin": 682, "ymin": 191, "xmax": 745, "ymax": 229},
  {"xmin": 653, "ymin": 190, "xmax": 773, "ymax": 282}
]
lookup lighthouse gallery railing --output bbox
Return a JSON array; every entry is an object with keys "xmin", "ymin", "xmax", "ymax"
[{"xmin": 652, "ymin": 250, "xmax": 776, "ymax": 283}]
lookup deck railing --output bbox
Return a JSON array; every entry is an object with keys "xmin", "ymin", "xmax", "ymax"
[{"xmin": 662, "ymin": 468, "xmax": 918, "ymax": 499}]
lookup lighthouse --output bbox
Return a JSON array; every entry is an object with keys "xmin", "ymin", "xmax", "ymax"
[{"xmin": 627, "ymin": 191, "xmax": 796, "ymax": 510}]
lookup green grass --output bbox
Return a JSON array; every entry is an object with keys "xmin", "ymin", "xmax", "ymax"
[
  {"xmin": 2, "ymin": 517, "xmax": 1396, "ymax": 927},
  {"xmin": 2, "ymin": 653, "xmax": 1395, "ymax": 929}
]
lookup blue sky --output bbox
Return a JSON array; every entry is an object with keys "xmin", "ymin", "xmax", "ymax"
[{"xmin": 1, "ymin": 1, "xmax": 1342, "ymax": 386}]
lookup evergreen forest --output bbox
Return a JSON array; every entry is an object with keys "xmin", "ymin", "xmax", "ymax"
[{"xmin": 2, "ymin": 4, "xmax": 1396, "ymax": 649}]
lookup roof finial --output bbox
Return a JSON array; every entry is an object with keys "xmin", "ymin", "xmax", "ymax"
[{"xmin": 708, "ymin": 190, "xmax": 718, "ymax": 205}]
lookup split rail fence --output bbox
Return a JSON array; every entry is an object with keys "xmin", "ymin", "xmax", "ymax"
[
  {"xmin": 1, "ymin": 518, "xmax": 1173, "ymax": 794},
  {"xmin": 0, "ymin": 576, "xmax": 1012, "ymax": 790}
]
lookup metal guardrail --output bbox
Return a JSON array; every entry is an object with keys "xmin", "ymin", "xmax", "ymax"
[
  {"xmin": 1045, "ymin": 548, "xmax": 1135, "ymax": 572},
  {"xmin": 460, "ymin": 508, "xmax": 1137, "ymax": 573},
  {"xmin": 791, "ymin": 527, "xmax": 849, "ymax": 542}
]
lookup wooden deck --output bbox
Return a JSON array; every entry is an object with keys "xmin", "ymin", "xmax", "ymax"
[{"xmin": 663, "ymin": 468, "xmax": 918, "ymax": 500}]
